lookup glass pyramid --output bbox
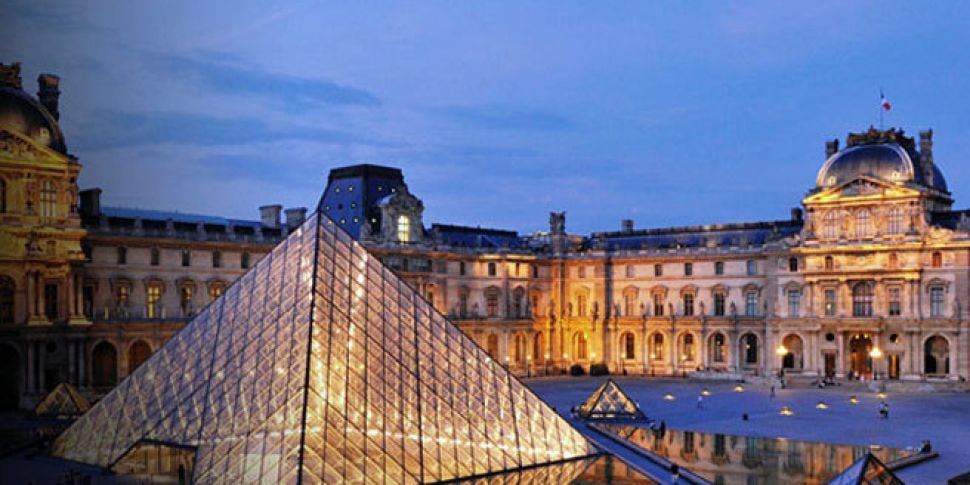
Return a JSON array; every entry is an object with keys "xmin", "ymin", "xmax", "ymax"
[
  {"xmin": 827, "ymin": 452, "xmax": 905, "ymax": 485},
  {"xmin": 51, "ymin": 213, "xmax": 594, "ymax": 483},
  {"xmin": 35, "ymin": 382, "xmax": 90, "ymax": 418},
  {"xmin": 576, "ymin": 379, "xmax": 645, "ymax": 421}
]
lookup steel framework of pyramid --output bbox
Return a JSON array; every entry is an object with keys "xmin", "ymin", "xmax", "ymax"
[
  {"xmin": 826, "ymin": 452, "xmax": 905, "ymax": 485},
  {"xmin": 35, "ymin": 382, "xmax": 91, "ymax": 417},
  {"xmin": 52, "ymin": 213, "xmax": 594, "ymax": 483},
  {"xmin": 576, "ymin": 378, "xmax": 645, "ymax": 421}
]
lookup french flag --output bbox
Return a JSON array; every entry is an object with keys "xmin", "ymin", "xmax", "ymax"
[{"xmin": 881, "ymin": 91, "xmax": 891, "ymax": 111}]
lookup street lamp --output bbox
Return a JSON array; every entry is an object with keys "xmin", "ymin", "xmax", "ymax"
[
  {"xmin": 869, "ymin": 347, "xmax": 883, "ymax": 379},
  {"xmin": 776, "ymin": 345, "xmax": 789, "ymax": 356}
]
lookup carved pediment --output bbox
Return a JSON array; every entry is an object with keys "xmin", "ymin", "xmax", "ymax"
[
  {"xmin": 804, "ymin": 176, "xmax": 921, "ymax": 205},
  {"xmin": 0, "ymin": 130, "xmax": 42, "ymax": 160},
  {"xmin": 840, "ymin": 179, "xmax": 885, "ymax": 197}
]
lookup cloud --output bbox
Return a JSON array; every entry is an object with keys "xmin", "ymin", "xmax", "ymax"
[
  {"xmin": 442, "ymin": 105, "xmax": 574, "ymax": 131},
  {"xmin": 151, "ymin": 53, "xmax": 380, "ymax": 110},
  {"xmin": 72, "ymin": 110, "xmax": 372, "ymax": 150}
]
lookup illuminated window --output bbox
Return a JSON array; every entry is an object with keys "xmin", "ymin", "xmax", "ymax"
[
  {"xmin": 856, "ymin": 209, "xmax": 873, "ymax": 238},
  {"xmin": 209, "ymin": 283, "xmax": 224, "ymax": 302},
  {"xmin": 711, "ymin": 334, "xmax": 725, "ymax": 363},
  {"xmin": 823, "ymin": 211, "xmax": 838, "ymax": 239},
  {"xmin": 852, "ymin": 282, "xmax": 873, "ymax": 317},
  {"xmin": 887, "ymin": 207, "xmax": 904, "ymax": 235},
  {"xmin": 824, "ymin": 289, "xmax": 836, "ymax": 316},
  {"xmin": 146, "ymin": 284, "xmax": 162, "ymax": 319},
  {"xmin": 574, "ymin": 332, "xmax": 588, "ymax": 360},
  {"xmin": 396, "ymin": 215, "xmax": 410, "ymax": 243},
  {"xmin": 682, "ymin": 334, "xmax": 695, "ymax": 361},
  {"xmin": 932, "ymin": 252, "xmax": 942, "ymax": 268},
  {"xmin": 652, "ymin": 333, "xmax": 664, "ymax": 360},
  {"xmin": 40, "ymin": 180, "xmax": 56, "ymax": 219},
  {"xmin": 180, "ymin": 285, "xmax": 193, "ymax": 317},
  {"xmin": 115, "ymin": 284, "xmax": 130, "ymax": 308},
  {"xmin": 931, "ymin": 286, "xmax": 945, "ymax": 317}
]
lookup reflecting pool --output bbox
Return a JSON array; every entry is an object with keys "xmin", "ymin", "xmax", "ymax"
[
  {"xmin": 595, "ymin": 424, "xmax": 916, "ymax": 485},
  {"xmin": 449, "ymin": 454, "xmax": 659, "ymax": 484}
]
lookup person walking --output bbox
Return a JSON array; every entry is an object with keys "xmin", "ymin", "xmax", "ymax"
[
  {"xmin": 770, "ymin": 385, "xmax": 775, "ymax": 399},
  {"xmin": 697, "ymin": 394, "xmax": 704, "ymax": 409},
  {"xmin": 879, "ymin": 401, "xmax": 889, "ymax": 419},
  {"xmin": 670, "ymin": 463, "xmax": 680, "ymax": 483}
]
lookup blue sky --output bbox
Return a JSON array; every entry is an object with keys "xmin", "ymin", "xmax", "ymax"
[{"xmin": 5, "ymin": 1, "xmax": 970, "ymax": 234}]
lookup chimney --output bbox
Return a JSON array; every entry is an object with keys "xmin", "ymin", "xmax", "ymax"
[
  {"xmin": 791, "ymin": 207, "xmax": 803, "ymax": 222},
  {"xmin": 0, "ymin": 62, "xmax": 22, "ymax": 89},
  {"xmin": 37, "ymin": 73, "xmax": 60, "ymax": 120},
  {"xmin": 259, "ymin": 204, "xmax": 282, "ymax": 229},
  {"xmin": 621, "ymin": 219, "xmax": 634, "ymax": 233},
  {"xmin": 79, "ymin": 188, "xmax": 102, "ymax": 217},
  {"xmin": 284, "ymin": 207, "xmax": 308, "ymax": 229},
  {"xmin": 825, "ymin": 139, "xmax": 839, "ymax": 158},
  {"xmin": 920, "ymin": 129, "xmax": 935, "ymax": 187}
]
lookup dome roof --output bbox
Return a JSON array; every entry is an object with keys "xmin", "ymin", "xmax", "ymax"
[
  {"xmin": 0, "ymin": 85, "xmax": 67, "ymax": 154},
  {"xmin": 816, "ymin": 138, "xmax": 947, "ymax": 192}
]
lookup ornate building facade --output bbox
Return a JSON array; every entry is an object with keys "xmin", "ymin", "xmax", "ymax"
[{"xmin": 0, "ymin": 61, "xmax": 966, "ymax": 410}]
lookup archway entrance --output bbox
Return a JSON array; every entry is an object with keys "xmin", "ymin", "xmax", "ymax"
[
  {"xmin": 0, "ymin": 343, "xmax": 19, "ymax": 410},
  {"xmin": 848, "ymin": 334, "xmax": 873, "ymax": 378},
  {"xmin": 924, "ymin": 336, "xmax": 949, "ymax": 377},
  {"xmin": 781, "ymin": 334, "xmax": 804, "ymax": 371},
  {"xmin": 740, "ymin": 333, "xmax": 759, "ymax": 369}
]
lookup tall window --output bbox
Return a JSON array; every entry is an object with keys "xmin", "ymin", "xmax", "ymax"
[
  {"xmin": 574, "ymin": 332, "xmax": 588, "ymax": 360},
  {"xmin": 789, "ymin": 257, "xmax": 798, "ymax": 272},
  {"xmin": 458, "ymin": 289, "xmax": 469, "ymax": 317},
  {"xmin": 150, "ymin": 248, "xmax": 160, "ymax": 266},
  {"xmin": 888, "ymin": 287, "xmax": 901, "ymax": 316},
  {"xmin": 682, "ymin": 334, "xmax": 695, "ymax": 361},
  {"xmin": 181, "ymin": 250, "xmax": 191, "ymax": 267},
  {"xmin": 653, "ymin": 293, "xmax": 664, "ymax": 316},
  {"xmin": 624, "ymin": 293, "xmax": 636, "ymax": 317},
  {"xmin": 146, "ymin": 284, "xmax": 162, "ymax": 319},
  {"xmin": 823, "ymin": 211, "xmax": 838, "ymax": 239},
  {"xmin": 396, "ymin": 215, "xmax": 410, "ymax": 243},
  {"xmin": 211, "ymin": 251, "xmax": 222, "ymax": 268},
  {"xmin": 683, "ymin": 294, "xmax": 694, "ymax": 316},
  {"xmin": 532, "ymin": 265, "xmax": 539, "ymax": 278},
  {"xmin": 0, "ymin": 277, "xmax": 14, "ymax": 324},
  {"xmin": 887, "ymin": 207, "xmax": 903, "ymax": 235},
  {"xmin": 684, "ymin": 263, "xmax": 693, "ymax": 276},
  {"xmin": 488, "ymin": 262, "xmax": 496, "ymax": 276},
  {"xmin": 40, "ymin": 180, "xmax": 56, "ymax": 219},
  {"xmin": 856, "ymin": 209, "xmax": 873, "ymax": 238},
  {"xmin": 743, "ymin": 334, "xmax": 759, "ymax": 364},
  {"xmin": 180, "ymin": 285, "xmax": 193, "ymax": 317},
  {"xmin": 713, "ymin": 293, "xmax": 725, "ymax": 316},
  {"xmin": 824, "ymin": 289, "xmax": 836, "ymax": 316},
  {"xmin": 625, "ymin": 265, "xmax": 634, "ymax": 277},
  {"xmin": 486, "ymin": 289, "xmax": 499, "ymax": 318},
  {"xmin": 852, "ymin": 283, "xmax": 873, "ymax": 317},
  {"xmin": 888, "ymin": 253, "xmax": 898, "ymax": 268},
  {"xmin": 116, "ymin": 247, "xmax": 127, "ymax": 265},
  {"xmin": 459, "ymin": 261, "xmax": 466, "ymax": 276},
  {"xmin": 746, "ymin": 260, "xmax": 757, "ymax": 275},
  {"xmin": 654, "ymin": 264, "xmax": 663, "ymax": 277},
  {"xmin": 577, "ymin": 266, "xmax": 586, "ymax": 278},
  {"xmin": 745, "ymin": 291, "xmax": 758, "ymax": 316},
  {"xmin": 652, "ymin": 333, "xmax": 664, "ymax": 360},
  {"xmin": 44, "ymin": 283, "xmax": 58, "ymax": 320},
  {"xmin": 577, "ymin": 293, "xmax": 587, "ymax": 317},
  {"xmin": 115, "ymin": 284, "xmax": 130, "ymax": 308},
  {"xmin": 512, "ymin": 288, "xmax": 524, "ymax": 318},
  {"xmin": 241, "ymin": 252, "xmax": 250, "ymax": 269},
  {"xmin": 209, "ymin": 284, "xmax": 224, "ymax": 302},
  {"xmin": 930, "ymin": 286, "xmax": 945, "ymax": 317},
  {"xmin": 932, "ymin": 252, "xmax": 942, "ymax": 268},
  {"xmin": 711, "ymin": 334, "xmax": 725, "ymax": 363},
  {"xmin": 622, "ymin": 333, "xmax": 635, "ymax": 360},
  {"xmin": 788, "ymin": 289, "xmax": 800, "ymax": 317},
  {"xmin": 714, "ymin": 261, "xmax": 724, "ymax": 275},
  {"xmin": 824, "ymin": 256, "xmax": 834, "ymax": 270}
]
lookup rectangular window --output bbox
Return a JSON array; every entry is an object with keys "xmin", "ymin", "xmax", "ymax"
[
  {"xmin": 746, "ymin": 260, "xmax": 757, "ymax": 275},
  {"xmin": 150, "ymin": 248, "xmax": 160, "ymax": 266},
  {"xmin": 241, "ymin": 252, "xmax": 250, "ymax": 269},
  {"xmin": 654, "ymin": 264, "xmax": 662, "ymax": 277},
  {"xmin": 488, "ymin": 262, "xmax": 496, "ymax": 276},
  {"xmin": 147, "ymin": 285, "xmax": 161, "ymax": 319},
  {"xmin": 888, "ymin": 287, "xmax": 901, "ymax": 316},
  {"xmin": 488, "ymin": 293, "xmax": 499, "ymax": 318},
  {"xmin": 181, "ymin": 250, "xmax": 191, "ymax": 267},
  {"xmin": 577, "ymin": 266, "xmax": 585, "ymax": 278},
  {"xmin": 683, "ymin": 294, "xmax": 694, "ymax": 316},
  {"xmin": 625, "ymin": 265, "xmax": 634, "ymax": 278},
  {"xmin": 459, "ymin": 261, "xmax": 466, "ymax": 276},
  {"xmin": 788, "ymin": 290, "xmax": 800, "ymax": 317},
  {"xmin": 714, "ymin": 261, "xmax": 724, "ymax": 275},
  {"xmin": 532, "ymin": 265, "xmax": 539, "ymax": 278},
  {"xmin": 117, "ymin": 247, "xmax": 127, "ymax": 265},
  {"xmin": 714, "ymin": 293, "xmax": 725, "ymax": 316},
  {"xmin": 931, "ymin": 287, "xmax": 945, "ymax": 317},
  {"xmin": 824, "ymin": 289, "xmax": 837, "ymax": 316},
  {"xmin": 745, "ymin": 292, "xmax": 758, "ymax": 316},
  {"xmin": 684, "ymin": 263, "xmax": 693, "ymax": 276},
  {"xmin": 212, "ymin": 251, "xmax": 221, "ymax": 268},
  {"xmin": 624, "ymin": 294, "xmax": 636, "ymax": 317},
  {"xmin": 653, "ymin": 294, "xmax": 664, "ymax": 316},
  {"xmin": 44, "ymin": 283, "xmax": 58, "ymax": 320}
]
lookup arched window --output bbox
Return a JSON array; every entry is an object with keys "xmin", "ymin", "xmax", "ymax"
[
  {"xmin": 622, "ymin": 332, "xmax": 635, "ymax": 360},
  {"xmin": 823, "ymin": 211, "xmax": 839, "ymax": 239},
  {"xmin": 932, "ymin": 252, "xmax": 942, "ymax": 268},
  {"xmin": 856, "ymin": 209, "xmax": 873, "ymax": 238},
  {"xmin": 396, "ymin": 215, "xmax": 410, "ymax": 243},
  {"xmin": 651, "ymin": 333, "xmax": 664, "ymax": 361},
  {"xmin": 574, "ymin": 332, "xmax": 588, "ymax": 360},
  {"xmin": 887, "ymin": 207, "xmax": 904, "ymax": 235},
  {"xmin": 852, "ymin": 282, "xmax": 873, "ymax": 317},
  {"xmin": 208, "ymin": 282, "xmax": 225, "ymax": 302},
  {"xmin": 92, "ymin": 342, "xmax": 118, "ymax": 389},
  {"xmin": 114, "ymin": 282, "xmax": 131, "ymax": 308},
  {"xmin": 924, "ymin": 336, "xmax": 949, "ymax": 376},
  {"xmin": 128, "ymin": 340, "xmax": 152, "ymax": 373},
  {"xmin": 40, "ymin": 180, "xmax": 57, "ymax": 219},
  {"xmin": 0, "ymin": 277, "xmax": 14, "ymax": 324}
]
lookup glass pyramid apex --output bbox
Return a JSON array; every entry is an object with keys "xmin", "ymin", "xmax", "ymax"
[
  {"xmin": 827, "ymin": 452, "xmax": 905, "ymax": 485},
  {"xmin": 576, "ymin": 378, "xmax": 645, "ymax": 421},
  {"xmin": 52, "ymin": 212, "xmax": 595, "ymax": 483}
]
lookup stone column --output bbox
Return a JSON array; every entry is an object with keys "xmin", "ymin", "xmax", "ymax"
[
  {"xmin": 25, "ymin": 339, "xmax": 35, "ymax": 395},
  {"xmin": 836, "ymin": 332, "xmax": 845, "ymax": 378}
]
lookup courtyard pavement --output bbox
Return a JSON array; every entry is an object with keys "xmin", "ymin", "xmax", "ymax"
[{"xmin": 525, "ymin": 376, "xmax": 970, "ymax": 485}]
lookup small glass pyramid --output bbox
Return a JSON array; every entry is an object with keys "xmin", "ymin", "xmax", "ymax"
[
  {"xmin": 52, "ymin": 213, "xmax": 594, "ymax": 483},
  {"xmin": 576, "ymin": 378, "xmax": 645, "ymax": 421},
  {"xmin": 827, "ymin": 452, "xmax": 905, "ymax": 485},
  {"xmin": 35, "ymin": 382, "xmax": 90, "ymax": 418}
]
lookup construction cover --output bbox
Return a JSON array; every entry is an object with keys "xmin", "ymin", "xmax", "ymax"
[
  {"xmin": 52, "ymin": 213, "xmax": 594, "ymax": 484},
  {"xmin": 35, "ymin": 382, "xmax": 90, "ymax": 418},
  {"xmin": 576, "ymin": 378, "xmax": 645, "ymax": 421},
  {"xmin": 827, "ymin": 452, "xmax": 905, "ymax": 485}
]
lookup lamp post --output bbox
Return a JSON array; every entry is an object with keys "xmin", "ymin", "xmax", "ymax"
[{"xmin": 869, "ymin": 346, "xmax": 883, "ymax": 380}]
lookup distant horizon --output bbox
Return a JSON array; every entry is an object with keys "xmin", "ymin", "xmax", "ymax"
[{"xmin": 5, "ymin": 1, "xmax": 970, "ymax": 234}]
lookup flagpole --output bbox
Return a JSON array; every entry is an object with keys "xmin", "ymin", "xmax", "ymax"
[{"xmin": 879, "ymin": 88, "xmax": 884, "ymax": 130}]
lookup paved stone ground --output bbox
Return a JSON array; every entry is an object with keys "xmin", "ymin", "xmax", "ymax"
[{"xmin": 525, "ymin": 376, "xmax": 970, "ymax": 485}]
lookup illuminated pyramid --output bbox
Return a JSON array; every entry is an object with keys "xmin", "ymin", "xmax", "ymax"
[
  {"xmin": 52, "ymin": 213, "xmax": 593, "ymax": 483},
  {"xmin": 576, "ymin": 378, "xmax": 645, "ymax": 421},
  {"xmin": 35, "ymin": 382, "xmax": 90, "ymax": 418},
  {"xmin": 827, "ymin": 452, "xmax": 905, "ymax": 485}
]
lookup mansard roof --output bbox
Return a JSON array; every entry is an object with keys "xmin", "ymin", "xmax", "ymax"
[
  {"xmin": 590, "ymin": 219, "xmax": 802, "ymax": 251},
  {"xmin": 430, "ymin": 223, "xmax": 525, "ymax": 249}
]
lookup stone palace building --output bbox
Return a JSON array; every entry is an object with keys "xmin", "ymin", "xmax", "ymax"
[{"xmin": 1, "ymin": 61, "xmax": 966, "ymax": 410}]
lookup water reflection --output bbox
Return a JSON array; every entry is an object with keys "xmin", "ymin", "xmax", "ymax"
[
  {"xmin": 596, "ymin": 424, "xmax": 915, "ymax": 485},
  {"xmin": 450, "ymin": 454, "xmax": 659, "ymax": 484}
]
